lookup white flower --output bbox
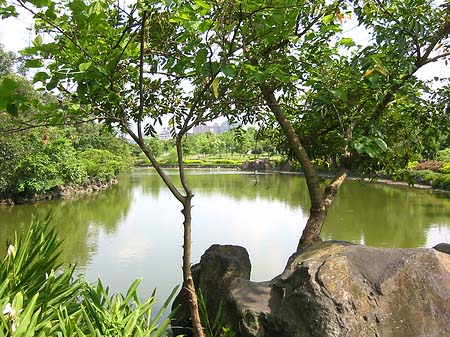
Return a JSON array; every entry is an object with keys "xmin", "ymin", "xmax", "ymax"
[
  {"xmin": 2, "ymin": 303, "xmax": 13, "ymax": 316},
  {"xmin": 3, "ymin": 303, "xmax": 17, "ymax": 332},
  {"xmin": 6, "ymin": 244, "xmax": 15, "ymax": 256}
]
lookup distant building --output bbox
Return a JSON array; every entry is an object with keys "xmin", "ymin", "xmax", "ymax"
[
  {"xmin": 159, "ymin": 127, "xmax": 172, "ymax": 140},
  {"xmin": 192, "ymin": 124, "xmax": 213, "ymax": 134},
  {"xmin": 192, "ymin": 121, "xmax": 239, "ymax": 135}
]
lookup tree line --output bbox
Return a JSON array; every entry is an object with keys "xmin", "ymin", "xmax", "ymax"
[{"xmin": 143, "ymin": 127, "xmax": 275, "ymax": 159}]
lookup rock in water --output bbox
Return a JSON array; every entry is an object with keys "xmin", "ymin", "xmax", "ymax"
[{"xmin": 172, "ymin": 242, "xmax": 450, "ymax": 337}]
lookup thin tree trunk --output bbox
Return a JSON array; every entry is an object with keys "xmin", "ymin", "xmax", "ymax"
[
  {"xmin": 122, "ymin": 124, "xmax": 205, "ymax": 337},
  {"xmin": 176, "ymin": 135, "xmax": 205, "ymax": 337},
  {"xmin": 182, "ymin": 197, "xmax": 205, "ymax": 337}
]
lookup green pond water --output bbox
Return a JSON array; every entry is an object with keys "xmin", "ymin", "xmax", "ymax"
[{"xmin": 0, "ymin": 168, "xmax": 449, "ymax": 308}]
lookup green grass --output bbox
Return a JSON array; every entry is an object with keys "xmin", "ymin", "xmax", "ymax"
[{"xmin": 135, "ymin": 153, "xmax": 280, "ymax": 168}]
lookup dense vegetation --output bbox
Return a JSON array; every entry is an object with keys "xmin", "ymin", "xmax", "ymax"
[
  {"xmin": 0, "ymin": 0, "xmax": 449, "ymax": 335},
  {"xmin": 405, "ymin": 148, "xmax": 450, "ymax": 190},
  {"xmin": 0, "ymin": 121, "xmax": 133, "ymax": 200},
  {"xmin": 0, "ymin": 47, "xmax": 133, "ymax": 201}
]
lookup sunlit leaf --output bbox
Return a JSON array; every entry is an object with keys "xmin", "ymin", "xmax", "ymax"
[
  {"xmin": 212, "ymin": 77, "xmax": 219, "ymax": 99},
  {"xmin": 79, "ymin": 62, "xmax": 92, "ymax": 72}
]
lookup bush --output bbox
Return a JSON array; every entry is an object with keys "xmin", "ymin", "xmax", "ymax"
[
  {"xmin": 431, "ymin": 174, "xmax": 450, "ymax": 190},
  {"xmin": 184, "ymin": 159, "xmax": 204, "ymax": 165},
  {"xmin": 0, "ymin": 217, "xmax": 175, "ymax": 336},
  {"xmin": 440, "ymin": 162, "xmax": 450, "ymax": 174},
  {"xmin": 79, "ymin": 149, "xmax": 124, "ymax": 183},
  {"xmin": 413, "ymin": 169, "xmax": 439, "ymax": 183},
  {"xmin": 14, "ymin": 153, "xmax": 58, "ymax": 193},
  {"xmin": 437, "ymin": 148, "xmax": 450, "ymax": 162}
]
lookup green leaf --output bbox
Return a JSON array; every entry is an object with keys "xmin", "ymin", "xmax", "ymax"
[
  {"xmin": 339, "ymin": 37, "xmax": 355, "ymax": 48},
  {"xmin": 193, "ymin": 0, "xmax": 210, "ymax": 10},
  {"xmin": 195, "ymin": 48, "xmax": 208, "ymax": 70},
  {"xmin": 221, "ymin": 64, "xmax": 234, "ymax": 77},
  {"xmin": 33, "ymin": 35, "xmax": 43, "ymax": 47},
  {"xmin": 123, "ymin": 278, "xmax": 142, "ymax": 304},
  {"xmin": 330, "ymin": 88, "xmax": 346, "ymax": 100},
  {"xmin": 123, "ymin": 308, "xmax": 140, "ymax": 336},
  {"xmin": 6, "ymin": 102, "xmax": 18, "ymax": 116},
  {"xmin": 33, "ymin": 71, "xmax": 49, "ymax": 82},
  {"xmin": 354, "ymin": 142, "xmax": 365, "ymax": 154},
  {"xmin": 79, "ymin": 61, "xmax": 93, "ymax": 72},
  {"xmin": 29, "ymin": 0, "xmax": 50, "ymax": 8},
  {"xmin": 0, "ymin": 77, "xmax": 20, "ymax": 98},
  {"xmin": 374, "ymin": 138, "xmax": 388, "ymax": 151},
  {"xmin": 25, "ymin": 59, "xmax": 43, "ymax": 68},
  {"xmin": 364, "ymin": 146, "xmax": 378, "ymax": 158},
  {"xmin": 322, "ymin": 14, "xmax": 335, "ymax": 24}
]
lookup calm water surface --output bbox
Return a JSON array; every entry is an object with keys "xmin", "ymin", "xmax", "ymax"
[{"xmin": 1, "ymin": 168, "xmax": 449, "ymax": 307}]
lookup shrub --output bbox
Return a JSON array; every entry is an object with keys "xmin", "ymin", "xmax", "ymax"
[
  {"xmin": 431, "ymin": 174, "xmax": 450, "ymax": 190},
  {"xmin": 440, "ymin": 162, "xmax": 450, "ymax": 174},
  {"xmin": 412, "ymin": 170, "xmax": 439, "ymax": 184},
  {"xmin": 437, "ymin": 148, "xmax": 450, "ymax": 162},
  {"xmin": 184, "ymin": 159, "xmax": 204, "ymax": 165},
  {"xmin": 14, "ymin": 153, "xmax": 58, "ymax": 193},
  {"xmin": 209, "ymin": 159, "xmax": 241, "ymax": 165},
  {"xmin": 79, "ymin": 149, "xmax": 124, "ymax": 183}
]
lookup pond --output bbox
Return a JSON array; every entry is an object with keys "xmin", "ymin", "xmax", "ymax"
[{"xmin": 1, "ymin": 168, "xmax": 449, "ymax": 309}]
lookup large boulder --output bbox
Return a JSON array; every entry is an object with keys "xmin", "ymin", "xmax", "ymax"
[
  {"xmin": 171, "ymin": 245, "xmax": 251, "ymax": 337},
  {"xmin": 173, "ymin": 242, "xmax": 450, "ymax": 337}
]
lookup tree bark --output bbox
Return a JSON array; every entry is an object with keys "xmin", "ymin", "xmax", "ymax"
[
  {"xmin": 260, "ymin": 85, "xmax": 348, "ymax": 251},
  {"xmin": 297, "ymin": 169, "xmax": 348, "ymax": 250},
  {"xmin": 182, "ymin": 197, "xmax": 205, "ymax": 337}
]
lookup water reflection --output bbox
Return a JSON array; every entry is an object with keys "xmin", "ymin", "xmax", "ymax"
[
  {"xmin": 323, "ymin": 181, "xmax": 450, "ymax": 248},
  {"xmin": 0, "ymin": 181, "xmax": 132, "ymax": 266}
]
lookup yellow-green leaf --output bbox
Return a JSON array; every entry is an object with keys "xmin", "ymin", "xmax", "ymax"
[
  {"xmin": 79, "ymin": 61, "xmax": 92, "ymax": 72},
  {"xmin": 212, "ymin": 77, "xmax": 219, "ymax": 99}
]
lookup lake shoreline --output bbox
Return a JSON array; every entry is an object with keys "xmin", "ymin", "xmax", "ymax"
[
  {"xmin": 0, "ymin": 179, "xmax": 118, "ymax": 207},
  {"xmin": 140, "ymin": 164, "xmax": 449, "ymax": 193}
]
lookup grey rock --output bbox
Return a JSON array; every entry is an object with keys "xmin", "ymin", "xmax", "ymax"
[
  {"xmin": 279, "ymin": 160, "xmax": 293, "ymax": 172},
  {"xmin": 171, "ymin": 245, "xmax": 251, "ymax": 337},
  {"xmin": 174, "ymin": 241, "xmax": 450, "ymax": 337},
  {"xmin": 240, "ymin": 159, "xmax": 273, "ymax": 172},
  {"xmin": 433, "ymin": 242, "xmax": 450, "ymax": 255}
]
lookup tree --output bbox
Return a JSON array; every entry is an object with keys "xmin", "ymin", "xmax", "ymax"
[
  {"xmin": 10, "ymin": 0, "xmax": 243, "ymax": 335},
  {"xmin": 0, "ymin": 44, "xmax": 16, "ymax": 76},
  {"xmin": 206, "ymin": 0, "xmax": 450, "ymax": 249}
]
